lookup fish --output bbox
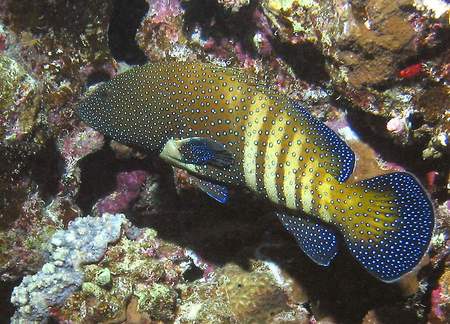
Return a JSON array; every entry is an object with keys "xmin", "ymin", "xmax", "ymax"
[{"xmin": 76, "ymin": 61, "xmax": 434, "ymax": 282}]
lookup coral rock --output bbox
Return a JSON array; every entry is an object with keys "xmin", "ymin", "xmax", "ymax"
[{"xmin": 10, "ymin": 213, "xmax": 126, "ymax": 323}]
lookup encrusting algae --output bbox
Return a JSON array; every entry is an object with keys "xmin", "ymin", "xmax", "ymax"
[{"xmin": 76, "ymin": 60, "xmax": 435, "ymax": 283}]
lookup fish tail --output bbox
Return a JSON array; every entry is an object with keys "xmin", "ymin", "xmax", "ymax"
[{"xmin": 332, "ymin": 172, "xmax": 434, "ymax": 282}]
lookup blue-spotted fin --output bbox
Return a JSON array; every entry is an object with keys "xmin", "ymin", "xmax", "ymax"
[{"xmin": 76, "ymin": 61, "xmax": 434, "ymax": 282}]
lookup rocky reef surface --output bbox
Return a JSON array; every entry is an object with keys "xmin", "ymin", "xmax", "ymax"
[{"xmin": 0, "ymin": 0, "xmax": 449, "ymax": 323}]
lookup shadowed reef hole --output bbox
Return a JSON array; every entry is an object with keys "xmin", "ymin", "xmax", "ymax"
[
  {"xmin": 108, "ymin": 0, "xmax": 148, "ymax": 65},
  {"xmin": 76, "ymin": 146, "xmax": 155, "ymax": 215}
]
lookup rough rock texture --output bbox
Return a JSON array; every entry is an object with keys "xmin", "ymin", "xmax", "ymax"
[
  {"xmin": 0, "ymin": 0, "xmax": 449, "ymax": 323},
  {"xmin": 54, "ymin": 222, "xmax": 310, "ymax": 323},
  {"xmin": 0, "ymin": 0, "xmax": 115, "ymax": 282},
  {"xmin": 10, "ymin": 213, "xmax": 126, "ymax": 323},
  {"xmin": 56, "ymin": 225, "xmax": 186, "ymax": 322},
  {"xmin": 217, "ymin": 0, "xmax": 250, "ymax": 13},
  {"xmin": 0, "ymin": 54, "xmax": 39, "ymax": 143},
  {"xmin": 261, "ymin": 0, "xmax": 449, "ymax": 162}
]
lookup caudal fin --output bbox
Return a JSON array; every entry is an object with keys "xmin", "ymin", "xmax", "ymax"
[{"xmin": 338, "ymin": 172, "xmax": 434, "ymax": 282}]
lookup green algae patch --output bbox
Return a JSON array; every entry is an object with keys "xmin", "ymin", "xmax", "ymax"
[
  {"xmin": 95, "ymin": 268, "xmax": 112, "ymax": 287},
  {"xmin": 0, "ymin": 54, "xmax": 40, "ymax": 142},
  {"xmin": 136, "ymin": 283, "xmax": 178, "ymax": 321},
  {"xmin": 0, "ymin": 55, "xmax": 26, "ymax": 109},
  {"xmin": 60, "ymin": 228, "xmax": 184, "ymax": 322},
  {"xmin": 177, "ymin": 263, "xmax": 290, "ymax": 323},
  {"xmin": 82, "ymin": 282, "xmax": 104, "ymax": 299}
]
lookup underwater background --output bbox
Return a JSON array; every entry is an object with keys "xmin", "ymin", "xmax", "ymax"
[{"xmin": 0, "ymin": 0, "xmax": 449, "ymax": 323}]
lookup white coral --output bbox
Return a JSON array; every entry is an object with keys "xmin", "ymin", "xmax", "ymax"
[{"xmin": 11, "ymin": 213, "xmax": 126, "ymax": 323}]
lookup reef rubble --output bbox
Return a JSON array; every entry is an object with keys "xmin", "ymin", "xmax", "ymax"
[{"xmin": 0, "ymin": 0, "xmax": 448, "ymax": 322}]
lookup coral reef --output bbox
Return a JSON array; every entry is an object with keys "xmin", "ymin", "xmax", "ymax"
[
  {"xmin": 0, "ymin": 0, "xmax": 449, "ymax": 322},
  {"xmin": 0, "ymin": 53, "xmax": 39, "ymax": 143},
  {"xmin": 94, "ymin": 170, "xmax": 149, "ymax": 215},
  {"xmin": 0, "ymin": 0, "xmax": 115, "ymax": 283},
  {"xmin": 137, "ymin": 0, "xmax": 185, "ymax": 60},
  {"xmin": 216, "ymin": 0, "xmax": 250, "ymax": 13},
  {"xmin": 10, "ymin": 213, "xmax": 126, "ymax": 322},
  {"xmin": 430, "ymin": 269, "xmax": 450, "ymax": 323},
  {"xmin": 261, "ymin": 0, "xmax": 449, "ymax": 161},
  {"xmin": 52, "ymin": 223, "xmax": 311, "ymax": 323},
  {"xmin": 55, "ymin": 225, "xmax": 185, "ymax": 322},
  {"xmin": 427, "ymin": 200, "xmax": 450, "ymax": 323},
  {"xmin": 178, "ymin": 262, "xmax": 292, "ymax": 323}
]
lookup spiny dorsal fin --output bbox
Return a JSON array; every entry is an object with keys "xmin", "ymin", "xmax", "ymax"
[{"xmin": 290, "ymin": 102, "xmax": 355, "ymax": 183}]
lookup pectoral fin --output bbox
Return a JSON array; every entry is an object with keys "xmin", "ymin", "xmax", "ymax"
[
  {"xmin": 277, "ymin": 212, "xmax": 339, "ymax": 266},
  {"xmin": 160, "ymin": 137, "xmax": 233, "ymax": 172}
]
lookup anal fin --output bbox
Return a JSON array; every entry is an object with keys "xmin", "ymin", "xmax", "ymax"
[{"xmin": 277, "ymin": 212, "xmax": 339, "ymax": 266}]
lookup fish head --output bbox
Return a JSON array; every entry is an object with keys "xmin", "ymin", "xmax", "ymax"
[
  {"xmin": 75, "ymin": 68, "xmax": 170, "ymax": 151},
  {"xmin": 76, "ymin": 82, "xmax": 116, "ymax": 129}
]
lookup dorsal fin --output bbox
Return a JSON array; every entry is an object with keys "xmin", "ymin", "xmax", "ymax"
[{"xmin": 290, "ymin": 102, "xmax": 355, "ymax": 183}]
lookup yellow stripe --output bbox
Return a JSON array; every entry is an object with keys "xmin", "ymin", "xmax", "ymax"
[
  {"xmin": 299, "ymin": 147, "xmax": 316, "ymax": 214},
  {"xmin": 316, "ymin": 175, "xmax": 333, "ymax": 222},
  {"xmin": 242, "ymin": 98, "xmax": 268, "ymax": 190},
  {"xmin": 264, "ymin": 114, "xmax": 286, "ymax": 204},
  {"xmin": 283, "ymin": 134, "xmax": 301, "ymax": 209}
]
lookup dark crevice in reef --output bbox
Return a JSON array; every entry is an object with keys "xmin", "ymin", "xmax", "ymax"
[
  {"xmin": 85, "ymin": 70, "xmax": 114, "ymax": 88},
  {"xmin": 422, "ymin": 255, "xmax": 448, "ymax": 321},
  {"xmin": 108, "ymin": 0, "xmax": 149, "ymax": 65},
  {"xmin": 76, "ymin": 144, "xmax": 154, "ymax": 215},
  {"xmin": 29, "ymin": 140, "xmax": 61, "ymax": 202},
  {"xmin": 0, "ymin": 279, "xmax": 20, "ymax": 319},
  {"xmin": 182, "ymin": 263, "xmax": 204, "ymax": 282},
  {"xmin": 182, "ymin": 0, "xmax": 329, "ymax": 84},
  {"xmin": 183, "ymin": 0, "xmax": 260, "ymax": 56},
  {"xmin": 182, "ymin": 0, "xmax": 247, "ymax": 37},
  {"xmin": 337, "ymin": 97, "xmax": 450, "ymax": 199},
  {"xmin": 272, "ymin": 40, "xmax": 329, "ymax": 84},
  {"xmin": 410, "ymin": 25, "xmax": 450, "ymax": 66},
  {"xmin": 0, "ymin": 140, "xmax": 60, "ymax": 229},
  {"xmin": 344, "ymin": 108, "xmax": 421, "ymax": 168}
]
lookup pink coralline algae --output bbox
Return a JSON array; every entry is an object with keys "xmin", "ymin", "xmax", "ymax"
[
  {"xmin": 147, "ymin": 0, "xmax": 182, "ymax": 25},
  {"xmin": 59, "ymin": 127, "xmax": 105, "ymax": 167},
  {"xmin": 386, "ymin": 116, "xmax": 407, "ymax": 135},
  {"xmin": 137, "ymin": 0, "xmax": 184, "ymax": 58},
  {"xmin": 55, "ymin": 126, "xmax": 105, "ymax": 218},
  {"xmin": 95, "ymin": 170, "xmax": 149, "ymax": 215},
  {"xmin": 430, "ymin": 270, "xmax": 450, "ymax": 323}
]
